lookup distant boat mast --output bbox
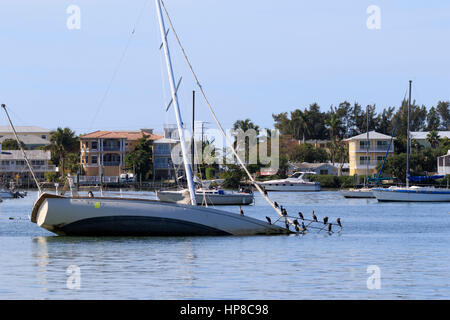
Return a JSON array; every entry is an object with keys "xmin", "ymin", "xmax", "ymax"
[{"xmin": 406, "ymin": 80, "xmax": 412, "ymax": 188}]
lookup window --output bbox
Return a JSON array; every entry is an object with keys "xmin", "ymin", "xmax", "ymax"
[
  {"xmin": 92, "ymin": 156, "xmax": 98, "ymax": 164},
  {"xmin": 154, "ymin": 158, "xmax": 169, "ymax": 169},
  {"xmin": 377, "ymin": 140, "xmax": 388, "ymax": 150},
  {"xmin": 16, "ymin": 160, "xmax": 25, "ymax": 166},
  {"xmin": 91, "ymin": 141, "xmax": 98, "ymax": 149},
  {"xmin": 1, "ymin": 160, "xmax": 10, "ymax": 165},
  {"xmin": 359, "ymin": 156, "xmax": 370, "ymax": 164},
  {"xmin": 359, "ymin": 141, "xmax": 370, "ymax": 149},
  {"xmin": 320, "ymin": 169, "xmax": 328, "ymax": 175}
]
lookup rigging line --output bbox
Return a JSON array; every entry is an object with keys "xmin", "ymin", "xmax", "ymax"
[
  {"xmin": 1, "ymin": 105, "xmax": 42, "ymax": 194},
  {"xmin": 89, "ymin": 0, "xmax": 150, "ymax": 131},
  {"xmin": 160, "ymin": 0, "xmax": 287, "ymax": 221}
]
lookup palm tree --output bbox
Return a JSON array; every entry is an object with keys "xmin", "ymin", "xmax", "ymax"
[
  {"xmin": 233, "ymin": 119, "xmax": 260, "ymax": 134},
  {"xmin": 324, "ymin": 112, "xmax": 343, "ymax": 141},
  {"xmin": 47, "ymin": 127, "xmax": 79, "ymax": 177},
  {"xmin": 426, "ymin": 130, "xmax": 441, "ymax": 149},
  {"xmin": 290, "ymin": 109, "xmax": 309, "ymax": 142}
]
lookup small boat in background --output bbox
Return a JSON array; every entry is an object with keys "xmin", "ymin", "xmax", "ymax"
[
  {"xmin": 258, "ymin": 172, "xmax": 321, "ymax": 192},
  {"xmin": 0, "ymin": 187, "xmax": 27, "ymax": 199},
  {"xmin": 341, "ymin": 187, "xmax": 375, "ymax": 198},
  {"xmin": 156, "ymin": 188, "xmax": 254, "ymax": 205}
]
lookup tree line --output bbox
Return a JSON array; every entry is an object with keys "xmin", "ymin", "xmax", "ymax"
[{"xmin": 272, "ymin": 100, "xmax": 450, "ymax": 141}]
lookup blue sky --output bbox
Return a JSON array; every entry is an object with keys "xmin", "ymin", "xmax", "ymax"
[{"xmin": 0, "ymin": 0, "xmax": 449, "ymax": 135}]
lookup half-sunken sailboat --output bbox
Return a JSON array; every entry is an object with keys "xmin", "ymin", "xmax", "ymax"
[{"xmin": 18, "ymin": 0, "xmax": 298, "ymax": 236}]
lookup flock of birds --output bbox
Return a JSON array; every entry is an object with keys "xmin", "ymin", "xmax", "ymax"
[{"xmin": 239, "ymin": 201, "xmax": 342, "ymax": 234}]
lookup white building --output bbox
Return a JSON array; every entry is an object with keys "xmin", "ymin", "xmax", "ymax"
[
  {"xmin": 410, "ymin": 131, "xmax": 450, "ymax": 148},
  {"xmin": 437, "ymin": 150, "xmax": 450, "ymax": 176},
  {"xmin": 0, "ymin": 149, "xmax": 56, "ymax": 185}
]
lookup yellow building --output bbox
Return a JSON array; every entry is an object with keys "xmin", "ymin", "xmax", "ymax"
[
  {"xmin": 344, "ymin": 131, "xmax": 394, "ymax": 177},
  {"xmin": 80, "ymin": 129, "xmax": 162, "ymax": 180}
]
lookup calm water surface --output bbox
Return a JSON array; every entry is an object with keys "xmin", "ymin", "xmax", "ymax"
[{"xmin": 0, "ymin": 190, "xmax": 449, "ymax": 299}]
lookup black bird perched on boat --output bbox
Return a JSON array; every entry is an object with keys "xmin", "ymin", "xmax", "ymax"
[
  {"xmin": 302, "ymin": 222, "xmax": 307, "ymax": 231},
  {"xmin": 88, "ymin": 191, "xmax": 94, "ymax": 198},
  {"xmin": 323, "ymin": 216, "xmax": 328, "ymax": 225},
  {"xmin": 298, "ymin": 212, "xmax": 304, "ymax": 220},
  {"xmin": 274, "ymin": 201, "xmax": 279, "ymax": 208},
  {"xmin": 285, "ymin": 222, "xmax": 289, "ymax": 230},
  {"xmin": 328, "ymin": 223, "xmax": 332, "ymax": 233},
  {"xmin": 266, "ymin": 216, "xmax": 272, "ymax": 225},
  {"xmin": 293, "ymin": 219, "xmax": 299, "ymax": 226},
  {"xmin": 239, "ymin": 206, "xmax": 244, "ymax": 215},
  {"xmin": 281, "ymin": 207, "xmax": 287, "ymax": 216},
  {"xmin": 337, "ymin": 218, "xmax": 342, "ymax": 228},
  {"xmin": 263, "ymin": 189, "xmax": 268, "ymax": 196},
  {"xmin": 312, "ymin": 211, "xmax": 318, "ymax": 222},
  {"xmin": 295, "ymin": 224, "xmax": 300, "ymax": 232}
]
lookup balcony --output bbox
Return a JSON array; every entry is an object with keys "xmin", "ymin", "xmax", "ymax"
[
  {"xmin": 102, "ymin": 146, "xmax": 122, "ymax": 151},
  {"xmin": 102, "ymin": 161, "xmax": 121, "ymax": 167},
  {"xmin": 0, "ymin": 165, "xmax": 57, "ymax": 172}
]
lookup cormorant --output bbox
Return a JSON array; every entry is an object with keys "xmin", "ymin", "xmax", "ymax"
[
  {"xmin": 274, "ymin": 201, "xmax": 279, "ymax": 208},
  {"xmin": 239, "ymin": 206, "xmax": 244, "ymax": 215},
  {"xmin": 302, "ymin": 222, "xmax": 307, "ymax": 231},
  {"xmin": 266, "ymin": 216, "xmax": 272, "ymax": 225},
  {"xmin": 323, "ymin": 216, "xmax": 328, "ymax": 225},
  {"xmin": 337, "ymin": 218, "xmax": 342, "ymax": 228},
  {"xmin": 281, "ymin": 208, "xmax": 287, "ymax": 216},
  {"xmin": 312, "ymin": 211, "xmax": 318, "ymax": 222},
  {"xmin": 298, "ymin": 212, "xmax": 304, "ymax": 220},
  {"xmin": 328, "ymin": 223, "xmax": 332, "ymax": 233}
]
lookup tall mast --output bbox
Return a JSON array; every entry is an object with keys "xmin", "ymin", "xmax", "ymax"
[
  {"xmin": 191, "ymin": 90, "xmax": 195, "ymax": 173},
  {"xmin": 365, "ymin": 105, "xmax": 369, "ymax": 187},
  {"xmin": 155, "ymin": 0, "xmax": 197, "ymax": 205},
  {"xmin": 406, "ymin": 80, "xmax": 412, "ymax": 188}
]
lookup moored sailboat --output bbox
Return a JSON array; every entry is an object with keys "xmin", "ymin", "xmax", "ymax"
[
  {"xmin": 22, "ymin": 0, "xmax": 296, "ymax": 236},
  {"xmin": 372, "ymin": 80, "xmax": 450, "ymax": 202}
]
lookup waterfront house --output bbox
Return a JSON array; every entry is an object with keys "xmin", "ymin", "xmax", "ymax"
[
  {"xmin": 0, "ymin": 147, "xmax": 55, "ymax": 185},
  {"xmin": 288, "ymin": 162, "xmax": 349, "ymax": 176},
  {"xmin": 153, "ymin": 125, "xmax": 183, "ymax": 180},
  {"xmin": 0, "ymin": 126, "xmax": 51, "ymax": 149},
  {"xmin": 79, "ymin": 129, "xmax": 162, "ymax": 183},
  {"xmin": 344, "ymin": 131, "xmax": 394, "ymax": 176},
  {"xmin": 437, "ymin": 150, "xmax": 450, "ymax": 176},
  {"xmin": 410, "ymin": 131, "xmax": 450, "ymax": 148}
]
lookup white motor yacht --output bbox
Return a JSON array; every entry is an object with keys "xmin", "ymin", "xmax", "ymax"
[{"xmin": 258, "ymin": 172, "xmax": 321, "ymax": 192}]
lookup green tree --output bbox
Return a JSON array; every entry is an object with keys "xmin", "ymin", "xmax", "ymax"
[
  {"xmin": 47, "ymin": 127, "xmax": 79, "ymax": 177},
  {"xmin": 125, "ymin": 135, "xmax": 153, "ymax": 180},
  {"xmin": 426, "ymin": 130, "xmax": 441, "ymax": 149},
  {"xmin": 1, "ymin": 138, "xmax": 26, "ymax": 150},
  {"xmin": 436, "ymin": 101, "xmax": 450, "ymax": 130}
]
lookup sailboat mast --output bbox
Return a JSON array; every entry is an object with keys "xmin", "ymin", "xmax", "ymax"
[
  {"xmin": 406, "ymin": 80, "xmax": 412, "ymax": 188},
  {"xmin": 155, "ymin": 0, "xmax": 197, "ymax": 205},
  {"xmin": 365, "ymin": 105, "xmax": 369, "ymax": 187}
]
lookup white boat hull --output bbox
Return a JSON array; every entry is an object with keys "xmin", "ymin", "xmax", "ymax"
[
  {"xmin": 31, "ymin": 193, "xmax": 289, "ymax": 236},
  {"xmin": 340, "ymin": 189, "xmax": 375, "ymax": 198},
  {"xmin": 259, "ymin": 183, "xmax": 321, "ymax": 192},
  {"xmin": 157, "ymin": 190, "xmax": 254, "ymax": 205},
  {"xmin": 373, "ymin": 187, "xmax": 450, "ymax": 202}
]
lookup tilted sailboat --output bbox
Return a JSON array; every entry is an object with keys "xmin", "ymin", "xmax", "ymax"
[
  {"xmin": 372, "ymin": 81, "xmax": 450, "ymax": 202},
  {"xmin": 16, "ymin": 0, "xmax": 299, "ymax": 236}
]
